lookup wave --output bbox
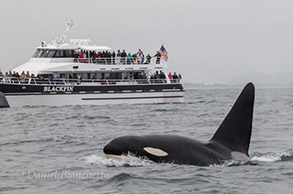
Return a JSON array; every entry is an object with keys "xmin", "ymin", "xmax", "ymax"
[
  {"xmin": 85, "ymin": 155, "xmax": 259, "ymax": 168},
  {"xmin": 83, "ymin": 150, "xmax": 293, "ymax": 168},
  {"xmin": 152, "ymin": 108, "xmax": 180, "ymax": 112},
  {"xmin": 0, "ymin": 137, "xmax": 54, "ymax": 147},
  {"xmin": 251, "ymin": 149, "xmax": 293, "ymax": 162},
  {"xmin": 83, "ymin": 155, "xmax": 153, "ymax": 167},
  {"xmin": 102, "ymin": 172, "xmax": 133, "ymax": 183}
]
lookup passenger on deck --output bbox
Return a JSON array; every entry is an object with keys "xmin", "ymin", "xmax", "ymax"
[
  {"xmin": 121, "ymin": 50, "xmax": 127, "ymax": 64},
  {"xmin": 172, "ymin": 72, "xmax": 179, "ymax": 82},
  {"xmin": 83, "ymin": 51, "xmax": 87, "ymax": 61},
  {"xmin": 97, "ymin": 52, "xmax": 102, "ymax": 63},
  {"xmin": 91, "ymin": 51, "xmax": 97, "ymax": 63},
  {"xmin": 73, "ymin": 51, "xmax": 79, "ymax": 62},
  {"xmin": 79, "ymin": 52, "xmax": 84, "ymax": 62},
  {"xmin": 30, "ymin": 74, "xmax": 36, "ymax": 84},
  {"xmin": 55, "ymin": 74, "xmax": 61, "ymax": 85},
  {"xmin": 159, "ymin": 71, "xmax": 166, "ymax": 79},
  {"xmin": 20, "ymin": 71, "xmax": 25, "ymax": 83},
  {"xmin": 100, "ymin": 51, "xmax": 105, "ymax": 64},
  {"xmin": 15, "ymin": 72, "xmax": 20, "ymax": 79},
  {"xmin": 127, "ymin": 53, "xmax": 133, "ymax": 64},
  {"xmin": 12, "ymin": 71, "xmax": 16, "ymax": 77},
  {"xmin": 150, "ymin": 74, "xmax": 154, "ymax": 83},
  {"xmin": 154, "ymin": 71, "xmax": 159, "ymax": 79},
  {"xmin": 159, "ymin": 71, "xmax": 166, "ymax": 83},
  {"xmin": 154, "ymin": 51, "xmax": 161, "ymax": 64},
  {"xmin": 37, "ymin": 74, "xmax": 44, "ymax": 84},
  {"xmin": 25, "ymin": 71, "xmax": 31, "ymax": 83},
  {"xmin": 0, "ymin": 69, "xmax": 3, "ymax": 77},
  {"xmin": 111, "ymin": 51, "xmax": 116, "ymax": 64},
  {"xmin": 137, "ymin": 52, "xmax": 142, "ymax": 64},
  {"xmin": 141, "ymin": 51, "xmax": 145, "ymax": 64},
  {"xmin": 132, "ymin": 53, "xmax": 137, "ymax": 64},
  {"xmin": 105, "ymin": 51, "xmax": 111, "ymax": 64},
  {"xmin": 11, "ymin": 71, "xmax": 19, "ymax": 83},
  {"xmin": 168, "ymin": 72, "xmax": 173, "ymax": 81},
  {"xmin": 83, "ymin": 51, "xmax": 89, "ymax": 63},
  {"xmin": 115, "ymin": 53, "xmax": 121, "ymax": 64},
  {"xmin": 145, "ymin": 54, "xmax": 151, "ymax": 64},
  {"xmin": 4, "ymin": 72, "xmax": 9, "ymax": 83}
]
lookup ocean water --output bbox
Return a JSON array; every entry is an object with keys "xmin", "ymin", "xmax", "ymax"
[{"xmin": 1, "ymin": 86, "xmax": 293, "ymax": 194}]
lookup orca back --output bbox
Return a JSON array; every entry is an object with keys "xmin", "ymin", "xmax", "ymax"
[{"xmin": 211, "ymin": 83, "xmax": 255, "ymax": 156}]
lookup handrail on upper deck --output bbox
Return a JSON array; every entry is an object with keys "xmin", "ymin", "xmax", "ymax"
[
  {"xmin": 73, "ymin": 56, "xmax": 165, "ymax": 65},
  {"xmin": 0, "ymin": 76, "xmax": 181, "ymax": 85}
]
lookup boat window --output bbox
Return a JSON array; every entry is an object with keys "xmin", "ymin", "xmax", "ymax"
[
  {"xmin": 47, "ymin": 50, "xmax": 56, "ymax": 58},
  {"xmin": 32, "ymin": 50, "xmax": 40, "ymax": 57},
  {"xmin": 54, "ymin": 50, "xmax": 74, "ymax": 58},
  {"xmin": 32, "ymin": 49, "xmax": 74, "ymax": 58},
  {"xmin": 54, "ymin": 50, "xmax": 64, "ymax": 57},
  {"xmin": 36, "ymin": 50, "xmax": 44, "ymax": 58},
  {"xmin": 65, "ymin": 50, "xmax": 73, "ymax": 57},
  {"xmin": 41, "ymin": 50, "xmax": 50, "ymax": 58},
  {"xmin": 109, "ymin": 73, "xmax": 122, "ymax": 79}
]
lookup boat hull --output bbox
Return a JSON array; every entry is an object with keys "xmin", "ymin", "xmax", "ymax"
[
  {"xmin": 0, "ymin": 83, "xmax": 185, "ymax": 107},
  {"xmin": 5, "ymin": 91, "xmax": 184, "ymax": 107}
]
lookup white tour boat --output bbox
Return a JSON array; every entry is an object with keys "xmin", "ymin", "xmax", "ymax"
[{"xmin": 0, "ymin": 21, "xmax": 184, "ymax": 107}]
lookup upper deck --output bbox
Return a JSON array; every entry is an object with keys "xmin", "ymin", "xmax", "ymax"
[
  {"xmin": 13, "ymin": 40, "xmax": 167, "ymax": 76},
  {"xmin": 7, "ymin": 21, "xmax": 174, "ymax": 85}
]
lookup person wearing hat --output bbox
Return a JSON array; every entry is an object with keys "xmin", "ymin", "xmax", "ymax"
[{"xmin": 145, "ymin": 54, "xmax": 151, "ymax": 64}]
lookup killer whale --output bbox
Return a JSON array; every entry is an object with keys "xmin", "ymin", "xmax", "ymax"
[{"xmin": 103, "ymin": 83, "xmax": 255, "ymax": 166}]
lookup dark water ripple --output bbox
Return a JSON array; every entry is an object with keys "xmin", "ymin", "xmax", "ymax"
[{"xmin": 1, "ymin": 87, "xmax": 293, "ymax": 193}]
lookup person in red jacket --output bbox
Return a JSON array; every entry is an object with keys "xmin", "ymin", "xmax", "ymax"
[{"xmin": 168, "ymin": 72, "xmax": 173, "ymax": 82}]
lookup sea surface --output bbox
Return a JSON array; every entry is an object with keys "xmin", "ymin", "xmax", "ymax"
[{"xmin": 1, "ymin": 86, "xmax": 293, "ymax": 194}]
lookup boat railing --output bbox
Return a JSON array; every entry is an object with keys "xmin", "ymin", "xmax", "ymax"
[
  {"xmin": 0, "ymin": 76, "xmax": 181, "ymax": 85},
  {"xmin": 72, "ymin": 57, "xmax": 165, "ymax": 65}
]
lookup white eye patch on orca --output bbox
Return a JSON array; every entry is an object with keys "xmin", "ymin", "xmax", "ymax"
[{"xmin": 143, "ymin": 147, "xmax": 168, "ymax": 157}]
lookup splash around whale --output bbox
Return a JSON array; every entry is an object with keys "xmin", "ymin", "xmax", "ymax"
[{"xmin": 103, "ymin": 83, "xmax": 255, "ymax": 166}]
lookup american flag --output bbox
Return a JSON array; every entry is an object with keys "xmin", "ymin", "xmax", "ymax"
[{"xmin": 159, "ymin": 45, "xmax": 168, "ymax": 61}]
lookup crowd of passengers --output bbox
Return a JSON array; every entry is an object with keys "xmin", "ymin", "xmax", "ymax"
[
  {"xmin": 0, "ymin": 69, "xmax": 181, "ymax": 84},
  {"xmin": 151, "ymin": 71, "xmax": 182, "ymax": 83},
  {"xmin": 73, "ymin": 49, "xmax": 162, "ymax": 64},
  {"xmin": 0, "ymin": 70, "xmax": 36, "ymax": 83}
]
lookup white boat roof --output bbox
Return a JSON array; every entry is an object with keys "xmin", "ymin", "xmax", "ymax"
[
  {"xmin": 79, "ymin": 45, "xmax": 112, "ymax": 51},
  {"xmin": 37, "ymin": 44, "xmax": 112, "ymax": 51}
]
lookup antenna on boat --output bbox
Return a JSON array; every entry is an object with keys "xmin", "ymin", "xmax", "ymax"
[{"xmin": 58, "ymin": 20, "xmax": 73, "ymax": 44}]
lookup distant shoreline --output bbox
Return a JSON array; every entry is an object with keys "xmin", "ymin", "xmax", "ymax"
[{"xmin": 183, "ymin": 82, "xmax": 293, "ymax": 89}]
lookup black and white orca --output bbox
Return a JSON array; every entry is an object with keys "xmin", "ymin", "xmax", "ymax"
[{"xmin": 103, "ymin": 83, "xmax": 255, "ymax": 166}]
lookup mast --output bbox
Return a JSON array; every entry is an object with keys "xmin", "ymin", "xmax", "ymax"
[{"xmin": 58, "ymin": 20, "xmax": 73, "ymax": 44}]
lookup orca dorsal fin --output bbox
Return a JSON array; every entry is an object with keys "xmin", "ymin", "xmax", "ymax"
[{"xmin": 211, "ymin": 83, "xmax": 255, "ymax": 155}]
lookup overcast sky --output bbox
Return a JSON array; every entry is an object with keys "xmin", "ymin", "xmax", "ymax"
[{"xmin": 1, "ymin": 0, "xmax": 293, "ymax": 84}]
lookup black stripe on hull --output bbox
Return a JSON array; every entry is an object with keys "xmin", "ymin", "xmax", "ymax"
[{"xmin": 0, "ymin": 83, "xmax": 184, "ymax": 94}]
